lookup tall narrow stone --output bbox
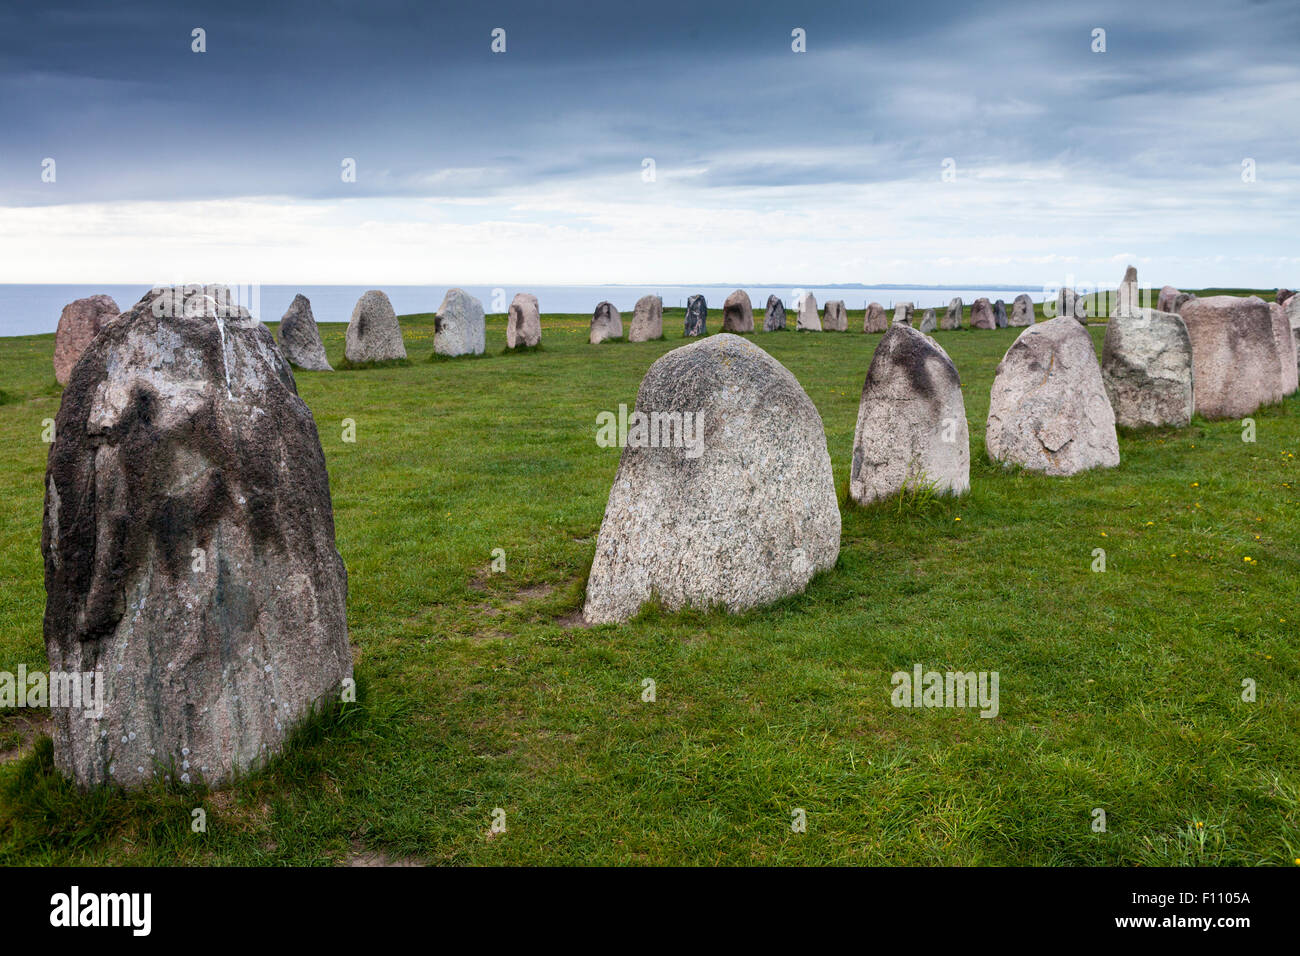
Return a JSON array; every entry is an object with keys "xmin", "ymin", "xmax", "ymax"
[
  {"xmin": 763, "ymin": 295, "xmax": 787, "ymax": 332},
  {"xmin": 1009, "ymin": 294, "xmax": 1035, "ymax": 327},
  {"xmin": 55, "ymin": 295, "xmax": 121, "ymax": 385},
  {"xmin": 278, "ymin": 294, "xmax": 333, "ymax": 370},
  {"xmin": 864, "ymin": 302, "xmax": 888, "ymax": 333},
  {"xmin": 941, "ymin": 297, "xmax": 962, "ymax": 330},
  {"xmin": 629, "ymin": 295, "xmax": 664, "ymax": 342},
  {"xmin": 796, "ymin": 292, "xmax": 821, "ymax": 331},
  {"xmin": 684, "ymin": 295, "xmax": 708, "ymax": 336},
  {"xmin": 722, "ymin": 290, "xmax": 754, "ymax": 333},
  {"xmin": 507, "ymin": 293, "xmax": 541, "ymax": 349}
]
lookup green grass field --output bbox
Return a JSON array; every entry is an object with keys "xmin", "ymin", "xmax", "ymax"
[{"xmin": 1, "ymin": 296, "xmax": 1297, "ymax": 865}]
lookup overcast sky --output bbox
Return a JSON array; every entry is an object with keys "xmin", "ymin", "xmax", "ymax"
[{"xmin": 1, "ymin": 0, "xmax": 1297, "ymax": 288}]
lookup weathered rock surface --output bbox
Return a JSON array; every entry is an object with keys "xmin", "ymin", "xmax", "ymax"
[
  {"xmin": 1056, "ymin": 287, "xmax": 1087, "ymax": 324},
  {"xmin": 970, "ymin": 297, "xmax": 996, "ymax": 330},
  {"xmin": 849, "ymin": 323, "xmax": 969, "ymax": 504},
  {"xmin": 941, "ymin": 297, "xmax": 963, "ymax": 331},
  {"xmin": 1100, "ymin": 308, "xmax": 1194, "ymax": 428},
  {"xmin": 434, "ymin": 288, "xmax": 486, "ymax": 357},
  {"xmin": 1277, "ymin": 288, "xmax": 1295, "ymax": 306},
  {"xmin": 722, "ymin": 290, "xmax": 754, "ymax": 333},
  {"xmin": 583, "ymin": 334, "xmax": 840, "ymax": 623},
  {"xmin": 796, "ymin": 292, "xmax": 821, "ymax": 331},
  {"xmin": 994, "ymin": 299, "xmax": 1008, "ymax": 329},
  {"xmin": 864, "ymin": 302, "xmax": 888, "ymax": 333},
  {"xmin": 1178, "ymin": 295, "xmax": 1283, "ymax": 418},
  {"xmin": 506, "ymin": 293, "xmax": 541, "ymax": 349},
  {"xmin": 823, "ymin": 300, "xmax": 848, "ymax": 332},
  {"xmin": 986, "ymin": 316, "xmax": 1120, "ymax": 475},
  {"xmin": 54, "ymin": 295, "xmax": 120, "ymax": 385},
  {"xmin": 1010, "ymin": 294, "xmax": 1035, "ymax": 327},
  {"xmin": 590, "ymin": 301, "xmax": 623, "ymax": 344},
  {"xmin": 1114, "ymin": 265, "xmax": 1140, "ymax": 317},
  {"xmin": 1269, "ymin": 302, "xmax": 1298, "ymax": 397},
  {"xmin": 684, "ymin": 295, "xmax": 708, "ymax": 337},
  {"xmin": 893, "ymin": 302, "xmax": 914, "ymax": 326},
  {"xmin": 1172, "ymin": 292, "xmax": 1197, "ymax": 312},
  {"xmin": 1288, "ymin": 295, "xmax": 1300, "ymax": 379},
  {"xmin": 919, "ymin": 309, "xmax": 937, "ymax": 333},
  {"xmin": 345, "ymin": 290, "xmax": 407, "ymax": 363},
  {"xmin": 629, "ymin": 295, "xmax": 664, "ymax": 341},
  {"xmin": 42, "ymin": 285, "xmax": 352, "ymax": 790},
  {"xmin": 277, "ymin": 294, "xmax": 332, "ymax": 370},
  {"xmin": 1157, "ymin": 286, "xmax": 1182, "ymax": 313},
  {"xmin": 763, "ymin": 295, "xmax": 786, "ymax": 332}
]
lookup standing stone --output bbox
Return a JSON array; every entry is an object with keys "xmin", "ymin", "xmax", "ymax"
[
  {"xmin": 892, "ymin": 302, "xmax": 914, "ymax": 326},
  {"xmin": 941, "ymin": 297, "xmax": 963, "ymax": 330},
  {"xmin": 1114, "ymin": 265, "xmax": 1140, "ymax": 317},
  {"xmin": 722, "ymin": 290, "xmax": 754, "ymax": 333},
  {"xmin": 434, "ymin": 288, "xmax": 486, "ymax": 357},
  {"xmin": 849, "ymin": 323, "xmax": 969, "ymax": 504},
  {"xmin": 970, "ymin": 298, "xmax": 996, "ymax": 330},
  {"xmin": 1157, "ymin": 286, "xmax": 1182, "ymax": 313},
  {"xmin": 506, "ymin": 293, "xmax": 541, "ymax": 349},
  {"xmin": 629, "ymin": 295, "xmax": 664, "ymax": 341},
  {"xmin": 345, "ymin": 290, "xmax": 407, "ymax": 363},
  {"xmin": 590, "ymin": 301, "xmax": 623, "ymax": 344},
  {"xmin": 864, "ymin": 302, "xmax": 888, "ymax": 333},
  {"xmin": 54, "ymin": 295, "xmax": 120, "ymax": 385},
  {"xmin": 1171, "ymin": 292, "xmax": 1196, "ymax": 312},
  {"xmin": 994, "ymin": 299, "xmax": 1008, "ymax": 329},
  {"xmin": 1269, "ymin": 302, "xmax": 1298, "ymax": 397},
  {"xmin": 1178, "ymin": 296, "xmax": 1283, "ymax": 418},
  {"xmin": 684, "ymin": 295, "xmax": 708, "ymax": 337},
  {"xmin": 919, "ymin": 309, "xmax": 937, "ymax": 333},
  {"xmin": 1010, "ymin": 294, "xmax": 1035, "ymax": 327},
  {"xmin": 583, "ymin": 334, "xmax": 840, "ymax": 623},
  {"xmin": 1277, "ymin": 289, "xmax": 1295, "ymax": 306},
  {"xmin": 1056, "ymin": 287, "xmax": 1087, "ymax": 324},
  {"xmin": 823, "ymin": 300, "xmax": 848, "ymax": 332},
  {"xmin": 763, "ymin": 295, "xmax": 786, "ymax": 332},
  {"xmin": 1288, "ymin": 295, "xmax": 1300, "ymax": 378},
  {"xmin": 42, "ymin": 285, "xmax": 351, "ymax": 790},
  {"xmin": 277, "ymin": 294, "xmax": 332, "ymax": 371},
  {"xmin": 986, "ymin": 316, "xmax": 1120, "ymax": 475},
  {"xmin": 1101, "ymin": 308, "xmax": 1194, "ymax": 428},
  {"xmin": 796, "ymin": 292, "xmax": 821, "ymax": 331}
]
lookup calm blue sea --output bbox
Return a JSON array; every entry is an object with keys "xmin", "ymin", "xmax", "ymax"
[{"xmin": 0, "ymin": 284, "xmax": 1050, "ymax": 337}]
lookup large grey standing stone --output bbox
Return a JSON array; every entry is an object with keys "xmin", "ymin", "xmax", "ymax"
[
  {"xmin": 763, "ymin": 295, "xmax": 786, "ymax": 332},
  {"xmin": 42, "ymin": 285, "xmax": 351, "ymax": 790},
  {"xmin": 919, "ymin": 309, "xmax": 937, "ymax": 333},
  {"xmin": 849, "ymin": 323, "xmax": 969, "ymax": 504},
  {"xmin": 986, "ymin": 316, "xmax": 1120, "ymax": 475},
  {"xmin": 345, "ymin": 290, "xmax": 407, "ymax": 363},
  {"xmin": 684, "ymin": 295, "xmax": 708, "ymax": 337},
  {"xmin": 629, "ymin": 295, "xmax": 664, "ymax": 342},
  {"xmin": 941, "ymin": 297, "xmax": 963, "ymax": 330},
  {"xmin": 1010, "ymin": 294, "xmax": 1035, "ymax": 327},
  {"xmin": 970, "ymin": 298, "xmax": 996, "ymax": 330},
  {"xmin": 722, "ymin": 290, "xmax": 754, "ymax": 333},
  {"xmin": 506, "ymin": 293, "xmax": 541, "ymax": 349},
  {"xmin": 434, "ymin": 288, "xmax": 486, "ymax": 357},
  {"xmin": 1100, "ymin": 308, "xmax": 1194, "ymax": 428},
  {"xmin": 994, "ymin": 299, "xmax": 1008, "ymax": 329},
  {"xmin": 590, "ymin": 301, "xmax": 623, "ymax": 344},
  {"xmin": 1287, "ymin": 294, "xmax": 1300, "ymax": 378},
  {"xmin": 864, "ymin": 302, "xmax": 888, "ymax": 333},
  {"xmin": 1114, "ymin": 265, "xmax": 1140, "ymax": 317},
  {"xmin": 893, "ymin": 302, "xmax": 914, "ymax": 326},
  {"xmin": 1269, "ymin": 302, "xmax": 1298, "ymax": 397},
  {"xmin": 277, "ymin": 294, "xmax": 332, "ymax": 371},
  {"xmin": 1056, "ymin": 287, "xmax": 1087, "ymax": 324},
  {"xmin": 54, "ymin": 295, "xmax": 120, "ymax": 385},
  {"xmin": 583, "ymin": 334, "xmax": 840, "ymax": 623},
  {"xmin": 823, "ymin": 300, "xmax": 848, "ymax": 332},
  {"xmin": 1178, "ymin": 296, "xmax": 1283, "ymax": 418},
  {"xmin": 796, "ymin": 292, "xmax": 821, "ymax": 331}
]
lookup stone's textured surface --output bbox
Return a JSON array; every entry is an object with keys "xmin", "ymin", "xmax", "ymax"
[
  {"xmin": 1178, "ymin": 296, "xmax": 1283, "ymax": 418},
  {"xmin": 1288, "ymin": 295, "xmax": 1300, "ymax": 377},
  {"xmin": 1010, "ymin": 294, "xmax": 1035, "ymax": 327},
  {"xmin": 684, "ymin": 295, "xmax": 708, "ymax": 337},
  {"xmin": 1269, "ymin": 302, "xmax": 1299, "ymax": 397},
  {"xmin": 849, "ymin": 324, "xmax": 970, "ymax": 504},
  {"xmin": 893, "ymin": 302, "xmax": 914, "ymax": 326},
  {"xmin": 986, "ymin": 316, "xmax": 1120, "ymax": 475},
  {"xmin": 434, "ymin": 288, "xmax": 487, "ymax": 357},
  {"xmin": 1171, "ymin": 292, "xmax": 1196, "ymax": 312},
  {"xmin": 796, "ymin": 292, "xmax": 821, "ymax": 331},
  {"xmin": 919, "ymin": 309, "xmax": 937, "ymax": 333},
  {"xmin": 506, "ymin": 293, "xmax": 541, "ymax": 348},
  {"xmin": 823, "ymin": 300, "xmax": 848, "ymax": 331},
  {"xmin": 583, "ymin": 334, "xmax": 840, "ymax": 624},
  {"xmin": 54, "ymin": 295, "xmax": 120, "ymax": 385},
  {"xmin": 864, "ymin": 302, "xmax": 888, "ymax": 333},
  {"xmin": 722, "ymin": 290, "xmax": 754, "ymax": 333},
  {"xmin": 1277, "ymin": 288, "xmax": 1295, "ymax": 306},
  {"xmin": 1056, "ymin": 287, "xmax": 1087, "ymax": 324},
  {"xmin": 590, "ymin": 301, "xmax": 623, "ymax": 343},
  {"xmin": 994, "ymin": 299, "xmax": 1008, "ymax": 329},
  {"xmin": 1101, "ymin": 308, "xmax": 1194, "ymax": 428},
  {"xmin": 277, "ymin": 294, "xmax": 332, "ymax": 371},
  {"xmin": 1114, "ymin": 265, "xmax": 1140, "ymax": 317},
  {"xmin": 763, "ymin": 295, "xmax": 786, "ymax": 332},
  {"xmin": 970, "ymin": 297, "xmax": 996, "ymax": 330},
  {"xmin": 1157, "ymin": 286, "xmax": 1182, "ymax": 313},
  {"xmin": 42, "ymin": 285, "xmax": 351, "ymax": 790},
  {"xmin": 941, "ymin": 297, "xmax": 963, "ymax": 330},
  {"xmin": 345, "ymin": 290, "xmax": 407, "ymax": 363},
  {"xmin": 629, "ymin": 295, "xmax": 664, "ymax": 341}
]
